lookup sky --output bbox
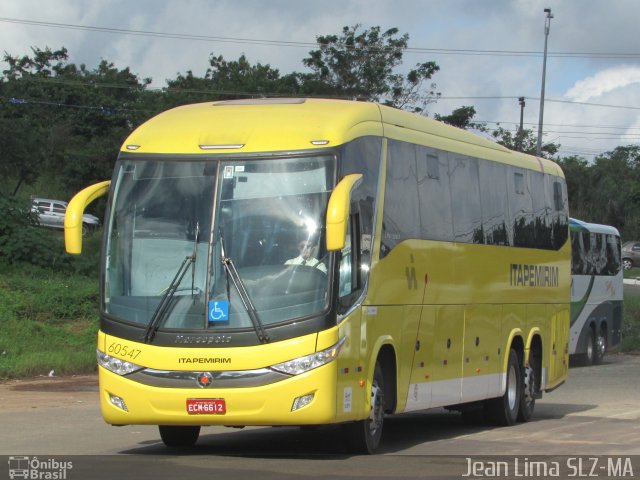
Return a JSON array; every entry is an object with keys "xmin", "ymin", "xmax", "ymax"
[{"xmin": 1, "ymin": 0, "xmax": 640, "ymax": 160}]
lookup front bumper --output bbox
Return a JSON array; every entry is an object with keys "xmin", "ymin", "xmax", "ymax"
[{"xmin": 99, "ymin": 362, "xmax": 338, "ymax": 426}]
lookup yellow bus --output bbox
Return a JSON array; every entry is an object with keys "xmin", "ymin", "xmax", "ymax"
[{"xmin": 65, "ymin": 98, "xmax": 570, "ymax": 453}]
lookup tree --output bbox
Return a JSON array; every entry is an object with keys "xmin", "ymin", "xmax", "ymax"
[
  {"xmin": 557, "ymin": 155, "xmax": 591, "ymax": 219},
  {"xmin": 491, "ymin": 126, "xmax": 559, "ymax": 158},
  {"xmin": 589, "ymin": 146, "xmax": 640, "ymax": 236},
  {"xmin": 435, "ymin": 106, "xmax": 485, "ymax": 130},
  {"xmin": 164, "ymin": 53, "xmax": 299, "ymax": 107},
  {"xmin": 301, "ymin": 25, "xmax": 440, "ymax": 113},
  {"xmin": 557, "ymin": 146, "xmax": 640, "ymax": 239},
  {"xmin": 1, "ymin": 47, "xmax": 152, "ymax": 196}
]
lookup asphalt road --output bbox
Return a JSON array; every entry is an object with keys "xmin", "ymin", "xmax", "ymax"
[{"xmin": 1, "ymin": 354, "xmax": 639, "ymax": 479}]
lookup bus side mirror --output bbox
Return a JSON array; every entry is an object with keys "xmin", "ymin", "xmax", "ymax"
[
  {"xmin": 64, "ymin": 180, "xmax": 111, "ymax": 254},
  {"xmin": 326, "ymin": 173, "xmax": 363, "ymax": 251}
]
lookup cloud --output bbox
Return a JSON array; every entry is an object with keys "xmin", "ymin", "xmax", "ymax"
[{"xmin": 565, "ymin": 66, "xmax": 640, "ymax": 102}]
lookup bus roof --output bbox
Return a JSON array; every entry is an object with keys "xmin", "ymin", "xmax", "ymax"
[
  {"xmin": 122, "ymin": 98, "xmax": 562, "ymax": 176},
  {"xmin": 569, "ymin": 218, "xmax": 620, "ymax": 236}
]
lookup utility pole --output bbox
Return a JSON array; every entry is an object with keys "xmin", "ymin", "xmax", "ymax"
[
  {"xmin": 517, "ymin": 97, "xmax": 526, "ymax": 152},
  {"xmin": 536, "ymin": 8, "xmax": 553, "ymax": 157}
]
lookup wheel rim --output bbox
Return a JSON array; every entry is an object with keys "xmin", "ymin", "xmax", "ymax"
[
  {"xmin": 523, "ymin": 365, "xmax": 535, "ymax": 407},
  {"xmin": 507, "ymin": 364, "xmax": 518, "ymax": 411},
  {"xmin": 596, "ymin": 335, "xmax": 606, "ymax": 357},
  {"xmin": 368, "ymin": 382, "xmax": 383, "ymax": 437},
  {"xmin": 623, "ymin": 259, "xmax": 632, "ymax": 270}
]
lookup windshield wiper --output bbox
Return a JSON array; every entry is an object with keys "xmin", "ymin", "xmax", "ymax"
[
  {"xmin": 190, "ymin": 222, "xmax": 200, "ymax": 295},
  {"xmin": 219, "ymin": 227, "xmax": 270, "ymax": 344},
  {"xmin": 143, "ymin": 254, "xmax": 195, "ymax": 343},
  {"xmin": 144, "ymin": 223, "xmax": 200, "ymax": 343}
]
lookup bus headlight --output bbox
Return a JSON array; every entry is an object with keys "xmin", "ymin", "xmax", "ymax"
[
  {"xmin": 97, "ymin": 350, "xmax": 143, "ymax": 376},
  {"xmin": 270, "ymin": 337, "xmax": 346, "ymax": 375}
]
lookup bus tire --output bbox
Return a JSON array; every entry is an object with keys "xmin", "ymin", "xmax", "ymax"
[
  {"xmin": 518, "ymin": 354, "xmax": 538, "ymax": 422},
  {"xmin": 593, "ymin": 329, "xmax": 606, "ymax": 365},
  {"xmin": 485, "ymin": 349, "xmax": 521, "ymax": 426},
  {"xmin": 585, "ymin": 328, "xmax": 605, "ymax": 366},
  {"xmin": 344, "ymin": 362, "xmax": 385, "ymax": 454},
  {"xmin": 158, "ymin": 425, "xmax": 201, "ymax": 447}
]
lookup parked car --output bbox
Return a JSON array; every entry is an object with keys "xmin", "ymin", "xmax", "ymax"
[
  {"xmin": 622, "ymin": 240, "xmax": 640, "ymax": 270},
  {"xmin": 31, "ymin": 197, "xmax": 101, "ymax": 235}
]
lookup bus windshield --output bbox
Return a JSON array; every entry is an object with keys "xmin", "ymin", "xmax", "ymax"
[{"xmin": 104, "ymin": 154, "xmax": 336, "ymax": 334}]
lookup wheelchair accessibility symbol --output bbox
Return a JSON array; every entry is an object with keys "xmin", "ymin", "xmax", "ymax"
[{"xmin": 208, "ymin": 300, "xmax": 229, "ymax": 323}]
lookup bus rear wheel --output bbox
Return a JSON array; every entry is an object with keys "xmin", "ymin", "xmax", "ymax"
[
  {"xmin": 485, "ymin": 348, "xmax": 521, "ymax": 426},
  {"xmin": 159, "ymin": 425, "xmax": 201, "ymax": 447},
  {"xmin": 345, "ymin": 362, "xmax": 385, "ymax": 454},
  {"xmin": 585, "ymin": 328, "xmax": 605, "ymax": 366},
  {"xmin": 518, "ymin": 355, "xmax": 538, "ymax": 422}
]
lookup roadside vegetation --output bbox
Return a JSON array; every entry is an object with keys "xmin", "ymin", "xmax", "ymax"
[
  {"xmin": 0, "ymin": 210, "xmax": 101, "ymax": 379},
  {"xmin": 622, "ymin": 274, "xmax": 640, "ymax": 352}
]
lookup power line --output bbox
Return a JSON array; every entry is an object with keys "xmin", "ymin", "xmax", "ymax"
[
  {"xmin": 16, "ymin": 77, "xmax": 640, "ymax": 112},
  {"xmin": 478, "ymin": 119, "xmax": 640, "ymax": 131},
  {"xmin": 6, "ymin": 94, "xmax": 640, "ymax": 142},
  {"xmin": 436, "ymin": 95, "xmax": 640, "ymax": 111},
  {"xmin": 3, "ymin": 17, "xmax": 640, "ymax": 60},
  {"xmin": 2, "ymin": 96, "xmax": 152, "ymax": 113}
]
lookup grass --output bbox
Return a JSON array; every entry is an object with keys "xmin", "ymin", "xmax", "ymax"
[
  {"xmin": 622, "ymin": 287, "xmax": 640, "ymax": 352},
  {"xmin": 0, "ymin": 228, "xmax": 102, "ymax": 379}
]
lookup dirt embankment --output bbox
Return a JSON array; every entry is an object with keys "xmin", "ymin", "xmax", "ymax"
[{"xmin": 0, "ymin": 375, "xmax": 98, "ymax": 411}]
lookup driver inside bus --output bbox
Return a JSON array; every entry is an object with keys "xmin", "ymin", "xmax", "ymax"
[{"xmin": 285, "ymin": 237, "xmax": 327, "ymax": 273}]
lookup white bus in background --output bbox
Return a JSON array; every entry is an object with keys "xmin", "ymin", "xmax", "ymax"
[{"xmin": 569, "ymin": 218, "xmax": 623, "ymax": 365}]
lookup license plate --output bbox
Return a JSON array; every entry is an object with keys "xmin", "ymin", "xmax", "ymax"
[{"xmin": 186, "ymin": 398, "xmax": 226, "ymax": 415}]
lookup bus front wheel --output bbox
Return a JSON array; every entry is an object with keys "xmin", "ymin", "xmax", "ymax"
[
  {"xmin": 344, "ymin": 362, "xmax": 385, "ymax": 454},
  {"xmin": 159, "ymin": 425, "xmax": 201, "ymax": 447},
  {"xmin": 485, "ymin": 348, "xmax": 521, "ymax": 426}
]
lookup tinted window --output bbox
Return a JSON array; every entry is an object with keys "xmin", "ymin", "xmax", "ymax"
[
  {"xmin": 52, "ymin": 203, "xmax": 66, "ymax": 214},
  {"xmin": 571, "ymin": 230, "xmax": 620, "ymax": 276},
  {"xmin": 381, "ymin": 140, "xmax": 420, "ymax": 257},
  {"xmin": 511, "ymin": 168, "xmax": 535, "ymax": 248},
  {"xmin": 380, "ymin": 140, "xmax": 568, "ymax": 256},
  {"xmin": 530, "ymin": 172, "xmax": 552, "ymax": 249},
  {"xmin": 449, "ymin": 153, "xmax": 483, "ymax": 243},
  {"xmin": 479, "ymin": 160, "xmax": 510, "ymax": 246},
  {"xmin": 417, "ymin": 147, "xmax": 453, "ymax": 242},
  {"xmin": 549, "ymin": 178, "xmax": 569, "ymax": 249},
  {"xmin": 606, "ymin": 234, "xmax": 621, "ymax": 275}
]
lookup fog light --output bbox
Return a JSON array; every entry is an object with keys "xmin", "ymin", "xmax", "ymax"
[
  {"xmin": 109, "ymin": 393, "xmax": 128, "ymax": 412},
  {"xmin": 292, "ymin": 393, "xmax": 314, "ymax": 411}
]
